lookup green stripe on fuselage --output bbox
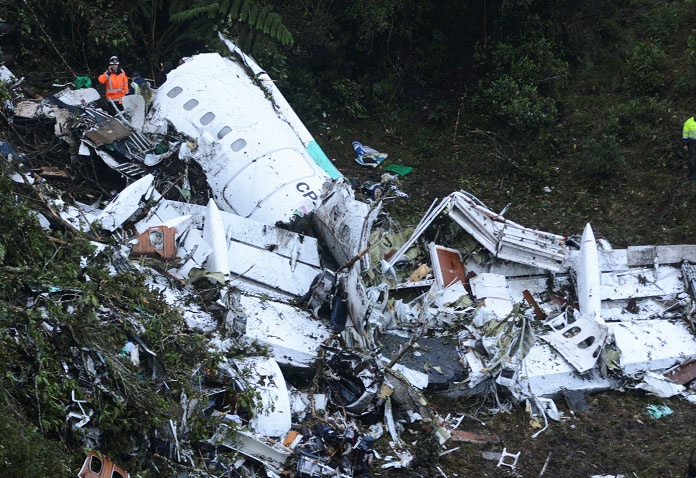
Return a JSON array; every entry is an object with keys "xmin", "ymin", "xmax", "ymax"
[{"xmin": 307, "ymin": 141, "xmax": 342, "ymax": 179}]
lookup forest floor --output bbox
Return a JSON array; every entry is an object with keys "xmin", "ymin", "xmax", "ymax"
[{"xmin": 314, "ymin": 114, "xmax": 696, "ymax": 478}]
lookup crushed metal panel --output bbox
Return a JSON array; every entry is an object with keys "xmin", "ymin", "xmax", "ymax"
[
  {"xmin": 240, "ymin": 295, "xmax": 332, "ymax": 369},
  {"xmin": 541, "ymin": 311, "xmax": 608, "ymax": 373},
  {"xmin": 313, "ymin": 181, "xmax": 373, "ymax": 267},
  {"xmin": 447, "ymin": 191, "xmax": 568, "ymax": 272},
  {"xmin": 428, "ymin": 242, "xmax": 467, "ymax": 288},
  {"xmin": 469, "ymin": 273, "xmax": 513, "ymax": 318},
  {"xmin": 627, "ymin": 245, "xmax": 696, "ymax": 266},
  {"xmin": 234, "ymin": 356, "xmax": 291, "ymax": 437},
  {"xmin": 13, "ymin": 99, "xmax": 43, "ymax": 118},
  {"xmin": 176, "ymin": 229, "xmax": 213, "ymax": 278},
  {"xmin": 600, "ymin": 265, "xmax": 684, "ymax": 301},
  {"xmin": 610, "ymin": 320, "xmax": 696, "ymax": 375},
  {"xmin": 635, "ymin": 371, "xmax": 685, "ymax": 397},
  {"xmin": 58, "ymin": 201, "xmax": 102, "ymax": 233},
  {"xmin": 97, "ymin": 174, "xmax": 157, "ymax": 232},
  {"xmin": 130, "ymin": 225, "xmax": 177, "ymax": 260},
  {"xmin": 214, "ymin": 427, "xmax": 291, "ymax": 473},
  {"xmin": 600, "ymin": 296, "xmax": 684, "ymax": 323},
  {"xmin": 383, "ymin": 197, "xmax": 452, "ymax": 270},
  {"xmin": 55, "ymin": 87, "xmax": 100, "ymax": 106},
  {"xmin": 682, "ymin": 263, "xmax": 696, "ymax": 301},
  {"xmin": 517, "ymin": 342, "xmax": 618, "ymax": 398},
  {"xmin": 77, "ymin": 452, "xmax": 130, "ymax": 478},
  {"xmin": 84, "ymin": 117, "xmax": 132, "ymax": 146},
  {"xmin": 121, "ymin": 94, "xmax": 145, "ymax": 130}
]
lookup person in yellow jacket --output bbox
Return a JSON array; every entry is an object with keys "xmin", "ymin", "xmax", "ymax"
[
  {"xmin": 98, "ymin": 56, "xmax": 128, "ymax": 114},
  {"xmin": 683, "ymin": 112, "xmax": 696, "ymax": 180}
]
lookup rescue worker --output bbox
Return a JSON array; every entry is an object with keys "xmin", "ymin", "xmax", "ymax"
[
  {"xmin": 683, "ymin": 111, "xmax": 696, "ymax": 180},
  {"xmin": 127, "ymin": 71, "xmax": 148, "ymax": 96},
  {"xmin": 98, "ymin": 55, "xmax": 128, "ymax": 114}
]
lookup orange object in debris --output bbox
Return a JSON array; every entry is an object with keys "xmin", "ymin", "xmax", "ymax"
[
  {"xmin": 130, "ymin": 225, "xmax": 177, "ymax": 260},
  {"xmin": 408, "ymin": 264, "xmax": 432, "ymax": 282},
  {"xmin": 431, "ymin": 244, "xmax": 467, "ymax": 287},
  {"xmin": 448, "ymin": 428, "xmax": 500, "ymax": 444},
  {"xmin": 77, "ymin": 451, "xmax": 130, "ymax": 478},
  {"xmin": 283, "ymin": 429, "xmax": 301, "ymax": 447}
]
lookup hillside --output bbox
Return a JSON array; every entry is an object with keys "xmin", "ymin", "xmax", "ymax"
[{"xmin": 0, "ymin": 1, "xmax": 695, "ymax": 477}]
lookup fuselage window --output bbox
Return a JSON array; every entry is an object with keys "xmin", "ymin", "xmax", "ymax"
[
  {"xmin": 183, "ymin": 99, "xmax": 199, "ymax": 111},
  {"xmin": 166, "ymin": 86, "xmax": 183, "ymax": 98},
  {"xmin": 200, "ymin": 112, "xmax": 215, "ymax": 125},
  {"xmin": 340, "ymin": 224, "xmax": 351, "ymax": 241},
  {"xmin": 89, "ymin": 456, "xmax": 103, "ymax": 473},
  {"xmin": 230, "ymin": 138, "xmax": 247, "ymax": 152},
  {"xmin": 218, "ymin": 126, "xmax": 232, "ymax": 139}
]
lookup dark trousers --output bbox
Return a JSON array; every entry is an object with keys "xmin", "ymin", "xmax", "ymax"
[
  {"xmin": 105, "ymin": 99, "xmax": 124, "ymax": 117},
  {"xmin": 688, "ymin": 141, "xmax": 696, "ymax": 180}
]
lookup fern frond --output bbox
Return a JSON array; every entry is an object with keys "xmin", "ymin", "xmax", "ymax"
[
  {"xmin": 170, "ymin": 5, "xmax": 219, "ymax": 23},
  {"xmin": 256, "ymin": 9, "xmax": 268, "ymax": 31},
  {"xmin": 237, "ymin": 0, "xmax": 251, "ymax": 21},
  {"xmin": 230, "ymin": 0, "xmax": 243, "ymax": 19},
  {"xmin": 260, "ymin": 13, "xmax": 271, "ymax": 34},
  {"xmin": 269, "ymin": 18, "xmax": 280, "ymax": 38},
  {"xmin": 248, "ymin": 4, "xmax": 259, "ymax": 25}
]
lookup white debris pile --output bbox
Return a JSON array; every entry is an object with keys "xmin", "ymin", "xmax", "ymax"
[{"xmin": 2, "ymin": 34, "xmax": 696, "ymax": 478}]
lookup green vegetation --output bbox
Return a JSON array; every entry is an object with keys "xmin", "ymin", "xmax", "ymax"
[
  {"xmin": 0, "ymin": 174, "xmax": 222, "ymax": 475},
  {"xmin": 0, "ymin": 0, "xmax": 695, "ymax": 476}
]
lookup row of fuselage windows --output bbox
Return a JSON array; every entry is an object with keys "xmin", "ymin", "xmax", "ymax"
[{"xmin": 166, "ymin": 86, "xmax": 247, "ymax": 152}]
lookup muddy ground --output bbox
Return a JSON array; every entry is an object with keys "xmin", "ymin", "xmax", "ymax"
[{"xmin": 314, "ymin": 115, "xmax": 696, "ymax": 478}]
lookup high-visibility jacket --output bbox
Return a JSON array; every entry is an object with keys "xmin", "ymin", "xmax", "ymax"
[
  {"xmin": 683, "ymin": 116, "xmax": 696, "ymax": 144},
  {"xmin": 98, "ymin": 68, "xmax": 129, "ymax": 103}
]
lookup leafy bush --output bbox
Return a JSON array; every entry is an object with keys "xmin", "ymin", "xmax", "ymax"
[
  {"xmin": 331, "ymin": 78, "xmax": 367, "ymax": 118},
  {"xmin": 579, "ymin": 134, "xmax": 626, "ymax": 183},
  {"xmin": 0, "ymin": 410, "xmax": 72, "ymax": 476},
  {"xmin": 474, "ymin": 75, "xmax": 558, "ymax": 131},
  {"xmin": 481, "ymin": 36, "xmax": 569, "ymax": 96},
  {"xmin": 472, "ymin": 34, "xmax": 567, "ymax": 134},
  {"xmin": 625, "ymin": 42, "xmax": 668, "ymax": 95}
]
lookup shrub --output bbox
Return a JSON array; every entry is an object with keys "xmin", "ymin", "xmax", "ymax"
[
  {"xmin": 580, "ymin": 134, "xmax": 626, "ymax": 183},
  {"xmin": 0, "ymin": 410, "xmax": 72, "ymax": 476},
  {"xmin": 625, "ymin": 42, "xmax": 668, "ymax": 95},
  {"xmin": 474, "ymin": 75, "xmax": 558, "ymax": 132}
]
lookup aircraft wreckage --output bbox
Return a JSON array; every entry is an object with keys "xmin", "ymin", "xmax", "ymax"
[{"xmin": 3, "ymin": 33, "xmax": 696, "ymax": 476}]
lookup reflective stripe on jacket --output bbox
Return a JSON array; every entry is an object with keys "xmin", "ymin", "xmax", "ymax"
[
  {"xmin": 683, "ymin": 117, "xmax": 696, "ymax": 142},
  {"xmin": 98, "ymin": 69, "xmax": 129, "ymax": 102}
]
